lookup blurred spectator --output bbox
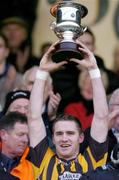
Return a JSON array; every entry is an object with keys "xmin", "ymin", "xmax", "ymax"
[
  {"xmin": 0, "ymin": 0, "xmax": 38, "ymax": 36},
  {"xmin": 113, "ymin": 43, "xmax": 119, "ymax": 76},
  {"xmin": 78, "ymin": 28, "xmax": 119, "ymax": 96},
  {"xmin": 22, "ymin": 66, "xmax": 61, "ymax": 121},
  {"xmin": 77, "ymin": 27, "xmax": 96, "ymax": 52},
  {"xmin": 0, "ymin": 33, "xmax": 22, "ymax": 109},
  {"xmin": 22, "ymin": 66, "xmax": 52, "ymax": 100},
  {"xmin": 105, "ymin": 68, "xmax": 119, "ymax": 95},
  {"xmin": 0, "ymin": 112, "xmax": 33, "ymax": 180},
  {"xmin": 80, "ymin": 88, "xmax": 119, "ymax": 161},
  {"xmin": 40, "ymin": 42, "xmax": 52, "ymax": 59},
  {"xmin": 0, "ymin": 17, "xmax": 39, "ymax": 73},
  {"xmin": 108, "ymin": 88, "xmax": 119, "ymax": 147},
  {"xmin": 65, "ymin": 69, "xmax": 109, "ymax": 130},
  {"xmin": 1, "ymin": 90, "xmax": 30, "ymax": 116},
  {"xmin": 77, "ymin": 27, "xmax": 105, "ymax": 68}
]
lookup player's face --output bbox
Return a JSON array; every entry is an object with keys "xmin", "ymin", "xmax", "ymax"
[{"xmin": 53, "ymin": 120, "xmax": 84, "ymax": 160}]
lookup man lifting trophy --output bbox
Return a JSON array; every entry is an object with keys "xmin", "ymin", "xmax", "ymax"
[{"xmin": 50, "ymin": 0, "xmax": 88, "ymax": 62}]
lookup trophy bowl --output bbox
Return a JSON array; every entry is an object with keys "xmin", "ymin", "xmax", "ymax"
[{"xmin": 50, "ymin": 0, "xmax": 88, "ymax": 62}]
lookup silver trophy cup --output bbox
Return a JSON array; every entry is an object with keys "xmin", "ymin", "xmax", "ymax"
[{"xmin": 50, "ymin": 0, "xmax": 88, "ymax": 62}]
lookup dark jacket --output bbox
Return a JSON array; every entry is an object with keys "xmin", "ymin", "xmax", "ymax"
[{"xmin": 80, "ymin": 169, "xmax": 119, "ymax": 180}]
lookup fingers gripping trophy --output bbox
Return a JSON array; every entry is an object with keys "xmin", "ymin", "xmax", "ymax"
[{"xmin": 50, "ymin": 0, "xmax": 88, "ymax": 62}]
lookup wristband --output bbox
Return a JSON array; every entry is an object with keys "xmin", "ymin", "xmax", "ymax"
[
  {"xmin": 36, "ymin": 70, "xmax": 49, "ymax": 81},
  {"xmin": 89, "ymin": 68, "xmax": 101, "ymax": 79}
]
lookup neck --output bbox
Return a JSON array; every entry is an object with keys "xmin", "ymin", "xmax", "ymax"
[{"xmin": 57, "ymin": 151, "xmax": 79, "ymax": 161}]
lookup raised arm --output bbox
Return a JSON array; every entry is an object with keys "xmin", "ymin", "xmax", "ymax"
[
  {"xmin": 28, "ymin": 42, "xmax": 67, "ymax": 147},
  {"xmin": 70, "ymin": 40, "xmax": 108, "ymax": 143}
]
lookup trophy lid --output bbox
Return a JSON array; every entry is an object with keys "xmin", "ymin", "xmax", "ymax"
[{"xmin": 50, "ymin": 1, "xmax": 88, "ymax": 18}]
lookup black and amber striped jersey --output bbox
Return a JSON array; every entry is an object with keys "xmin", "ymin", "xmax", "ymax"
[{"xmin": 31, "ymin": 137, "xmax": 108, "ymax": 180}]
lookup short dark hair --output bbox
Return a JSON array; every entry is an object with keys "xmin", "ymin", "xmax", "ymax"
[
  {"xmin": 52, "ymin": 113, "xmax": 83, "ymax": 134},
  {"xmin": 85, "ymin": 27, "xmax": 95, "ymax": 44},
  {"xmin": 0, "ymin": 112, "xmax": 27, "ymax": 131}
]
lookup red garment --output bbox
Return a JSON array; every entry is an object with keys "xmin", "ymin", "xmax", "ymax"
[{"xmin": 65, "ymin": 102, "xmax": 93, "ymax": 130}]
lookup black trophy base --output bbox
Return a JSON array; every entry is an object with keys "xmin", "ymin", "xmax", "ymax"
[{"xmin": 52, "ymin": 41, "xmax": 83, "ymax": 63}]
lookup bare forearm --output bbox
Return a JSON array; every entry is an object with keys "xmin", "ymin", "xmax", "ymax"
[
  {"xmin": 28, "ymin": 41, "xmax": 67, "ymax": 147},
  {"xmin": 91, "ymin": 73, "xmax": 108, "ymax": 142},
  {"xmin": 30, "ymin": 79, "xmax": 45, "ymax": 119},
  {"xmin": 92, "ymin": 78, "xmax": 108, "ymax": 119},
  {"xmin": 29, "ymin": 71, "xmax": 48, "ymax": 147}
]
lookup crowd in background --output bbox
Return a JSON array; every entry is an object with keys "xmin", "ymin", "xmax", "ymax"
[{"xmin": 0, "ymin": 1, "xmax": 119, "ymax": 180}]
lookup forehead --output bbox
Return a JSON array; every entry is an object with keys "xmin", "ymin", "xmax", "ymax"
[
  {"xmin": 9, "ymin": 98, "xmax": 29, "ymax": 108},
  {"xmin": 12, "ymin": 122, "xmax": 28, "ymax": 133},
  {"xmin": 3, "ymin": 23, "xmax": 25, "ymax": 30},
  {"xmin": 53, "ymin": 121, "xmax": 79, "ymax": 132}
]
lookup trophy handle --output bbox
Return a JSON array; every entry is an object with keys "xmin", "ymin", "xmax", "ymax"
[{"xmin": 50, "ymin": 21, "xmax": 63, "ymax": 39}]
